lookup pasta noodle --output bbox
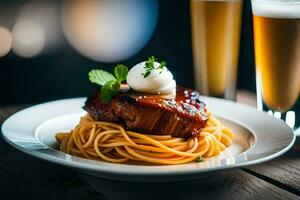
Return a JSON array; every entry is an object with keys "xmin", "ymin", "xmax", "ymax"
[{"xmin": 55, "ymin": 112, "xmax": 234, "ymax": 165}]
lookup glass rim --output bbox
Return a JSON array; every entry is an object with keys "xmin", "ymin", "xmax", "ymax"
[
  {"xmin": 252, "ymin": 0, "xmax": 300, "ymax": 4},
  {"xmin": 251, "ymin": 0, "xmax": 300, "ymax": 18}
]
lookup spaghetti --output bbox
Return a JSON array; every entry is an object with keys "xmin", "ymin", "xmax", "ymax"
[{"xmin": 55, "ymin": 112, "xmax": 234, "ymax": 165}]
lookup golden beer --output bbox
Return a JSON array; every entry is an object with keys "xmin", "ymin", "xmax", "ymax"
[
  {"xmin": 253, "ymin": 12, "xmax": 300, "ymax": 112},
  {"xmin": 190, "ymin": 0, "xmax": 243, "ymax": 99}
]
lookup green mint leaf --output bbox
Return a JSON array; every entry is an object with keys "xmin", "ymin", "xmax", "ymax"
[
  {"xmin": 100, "ymin": 80, "xmax": 120, "ymax": 103},
  {"xmin": 149, "ymin": 56, "xmax": 156, "ymax": 63},
  {"xmin": 145, "ymin": 56, "xmax": 156, "ymax": 69},
  {"xmin": 196, "ymin": 156, "xmax": 205, "ymax": 162},
  {"xmin": 143, "ymin": 56, "xmax": 168, "ymax": 79},
  {"xmin": 145, "ymin": 62, "xmax": 151, "ymax": 68},
  {"xmin": 114, "ymin": 64, "xmax": 128, "ymax": 82},
  {"xmin": 159, "ymin": 61, "xmax": 166, "ymax": 69},
  {"xmin": 89, "ymin": 69, "xmax": 116, "ymax": 86},
  {"xmin": 143, "ymin": 71, "xmax": 151, "ymax": 78},
  {"xmin": 144, "ymin": 56, "xmax": 156, "ymax": 78}
]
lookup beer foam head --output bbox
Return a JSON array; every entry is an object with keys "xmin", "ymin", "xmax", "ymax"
[{"xmin": 252, "ymin": 0, "xmax": 300, "ymax": 18}]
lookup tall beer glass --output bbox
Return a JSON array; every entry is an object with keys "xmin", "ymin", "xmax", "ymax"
[
  {"xmin": 251, "ymin": 0, "xmax": 300, "ymax": 132},
  {"xmin": 190, "ymin": 0, "xmax": 243, "ymax": 100}
]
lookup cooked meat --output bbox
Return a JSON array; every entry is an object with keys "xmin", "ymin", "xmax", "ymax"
[{"xmin": 83, "ymin": 86, "xmax": 208, "ymax": 138}]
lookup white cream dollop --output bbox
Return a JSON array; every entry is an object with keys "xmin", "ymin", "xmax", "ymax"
[{"xmin": 127, "ymin": 61, "xmax": 176, "ymax": 94}]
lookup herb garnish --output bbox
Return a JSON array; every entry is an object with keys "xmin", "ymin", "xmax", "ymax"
[
  {"xmin": 143, "ymin": 56, "xmax": 167, "ymax": 78},
  {"xmin": 88, "ymin": 64, "xmax": 128, "ymax": 103},
  {"xmin": 196, "ymin": 156, "xmax": 205, "ymax": 162}
]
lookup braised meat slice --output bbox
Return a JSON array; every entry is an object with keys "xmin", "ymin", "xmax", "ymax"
[{"xmin": 83, "ymin": 86, "xmax": 208, "ymax": 138}]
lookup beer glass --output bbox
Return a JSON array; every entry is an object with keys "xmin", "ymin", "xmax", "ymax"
[
  {"xmin": 251, "ymin": 0, "xmax": 300, "ymax": 132},
  {"xmin": 190, "ymin": 0, "xmax": 243, "ymax": 100}
]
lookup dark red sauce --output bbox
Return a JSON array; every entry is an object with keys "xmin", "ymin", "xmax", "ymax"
[{"xmin": 123, "ymin": 86, "xmax": 207, "ymax": 123}]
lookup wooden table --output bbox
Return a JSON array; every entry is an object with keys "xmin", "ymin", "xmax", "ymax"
[{"xmin": 1, "ymin": 96, "xmax": 300, "ymax": 200}]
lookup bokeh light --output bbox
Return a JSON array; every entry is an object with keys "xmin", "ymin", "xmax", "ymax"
[
  {"xmin": 0, "ymin": 27, "xmax": 12, "ymax": 57},
  {"xmin": 11, "ymin": 1, "xmax": 63, "ymax": 58},
  {"xmin": 12, "ymin": 20, "xmax": 45, "ymax": 58},
  {"xmin": 61, "ymin": 0, "xmax": 158, "ymax": 63}
]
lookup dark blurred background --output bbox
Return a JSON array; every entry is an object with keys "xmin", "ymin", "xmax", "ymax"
[{"xmin": 0, "ymin": 0, "xmax": 255, "ymax": 106}]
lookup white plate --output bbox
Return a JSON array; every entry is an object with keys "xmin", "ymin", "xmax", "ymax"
[{"xmin": 1, "ymin": 97, "xmax": 295, "ymax": 182}]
